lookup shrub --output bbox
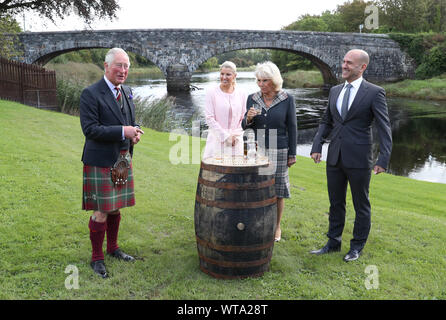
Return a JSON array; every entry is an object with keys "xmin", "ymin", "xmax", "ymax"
[
  {"xmin": 134, "ymin": 95, "xmax": 177, "ymax": 132},
  {"xmin": 390, "ymin": 32, "xmax": 446, "ymax": 79},
  {"xmin": 56, "ymin": 77, "xmax": 86, "ymax": 116},
  {"xmin": 415, "ymin": 43, "xmax": 446, "ymax": 79}
]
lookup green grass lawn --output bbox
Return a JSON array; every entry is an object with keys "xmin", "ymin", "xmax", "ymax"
[{"xmin": 0, "ymin": 100, "xmax": 445, "ymax": 300}]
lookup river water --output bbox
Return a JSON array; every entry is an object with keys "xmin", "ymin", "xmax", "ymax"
[{"xmin": 127, "ymin": 71, "xmax": 446, "ymax": 184}]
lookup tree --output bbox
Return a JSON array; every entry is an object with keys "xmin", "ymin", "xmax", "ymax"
[
  {"xmin": 376, "ymin": 0, "xmax": 427, "ymax": 32},
  {"xmin": 320, "ymin": 10, "xmax": 348, "ymax": 32},
  {"xmin": 423, "ymin": 0, "xmax": 446, "ymax": 32},
  {"xmin": 0, "ymin": 0, "xmax": 119, "ymax": 25},
  {"xmin": 0, "ymin": 14, "xmax": 21, "ymax": 58},
  {"xmin": 285, "ymin": 14, "xmax": 329, "ymax": 32},
  {"xmin": 199, "ymin": 57, "xmax": 219, "ymax": 71},
  {"xmin": 337, "ymin": 0, "xmax": 374, "ymax": 33}
]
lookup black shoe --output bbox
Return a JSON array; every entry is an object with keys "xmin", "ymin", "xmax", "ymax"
[
  {"xmin": 90, "ymin": 260, "xmax": 108, "ymax": 278},
  {"xmin": 310, "ymin": 242, "xmax": 341, "ymax": 255},
  {"xmin": 343, "ymin": 249, "xmax": 361, "ymax": 262},
  {"xmin": 108, "ymin": 248, "xmax": 135, "ymax": 262}
]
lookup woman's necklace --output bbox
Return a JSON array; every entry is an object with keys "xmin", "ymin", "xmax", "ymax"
[{"xmin": 262, "ymin": 93, "xmax": 275, "ymax": 106}]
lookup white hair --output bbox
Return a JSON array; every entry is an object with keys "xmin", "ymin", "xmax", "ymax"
[
  {"xmin": 104, "ymin": 47, "xmax": 130, "ymax": 66},
  {"xmin": 255, "ymin": 61, "xmax": 283, "ymax": 91}
]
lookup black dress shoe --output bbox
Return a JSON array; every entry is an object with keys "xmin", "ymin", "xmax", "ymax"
[
  {"xmin": 310, "ymin": 242, "xmax": 341, "ymax": 255},
  {"xmin": 108, "ymin": 248, "xmax": 135, "ymax": 262},
  {"xmin": 90, "ymin": 260, "xmax": 108, "ymax": 278},
  {"xmin": 343, "ymin": 249, "xmax": 361, "ymax": 262}
]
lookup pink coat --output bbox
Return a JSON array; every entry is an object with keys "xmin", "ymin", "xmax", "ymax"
[{"xmin": 203, "ymin": 85, "xmax": 247, "ymax": 159}]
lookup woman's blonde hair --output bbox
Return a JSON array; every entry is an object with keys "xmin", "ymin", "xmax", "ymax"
[
  {"xmin": 255, "ymin": 61, "xmax": 283, "ymax": 91},
  {"xmin": 220, "ymin": 61, "xmax": 237, "ymax": 73},
  {"xmin": 220, "ymin": 61, "xmax": 237, "ymax": 85}
]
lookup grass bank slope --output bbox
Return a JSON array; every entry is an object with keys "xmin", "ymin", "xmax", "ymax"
[
  {"xmin": 0, "ymin": 100, "xmax": 445, "ymax": 300},
  {"xmin": 382, "ymin": 73, "xmax": 446, "ymax": 101}
]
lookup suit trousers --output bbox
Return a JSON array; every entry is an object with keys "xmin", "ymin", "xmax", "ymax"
[{"xmin": 326, "ymin": 153, "xmax": 372, "ymax": 251}]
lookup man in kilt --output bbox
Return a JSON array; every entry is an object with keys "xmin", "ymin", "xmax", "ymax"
[{"xmin": 80, "ymin": 48, "xmax": 144, "ymax": 278}]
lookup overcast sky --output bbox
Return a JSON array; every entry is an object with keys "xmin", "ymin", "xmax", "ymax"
[{"xmin": 22, "ymin": 0, "xmax": 349, "ymax": 32}]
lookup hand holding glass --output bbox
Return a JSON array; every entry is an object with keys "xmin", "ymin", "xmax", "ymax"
[{"xmin": 253, "ymin": 104, "xmax": 262, "ymax": 115}]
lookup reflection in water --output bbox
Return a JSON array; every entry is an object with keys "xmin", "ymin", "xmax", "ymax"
[
  {"xmin": 127, "ymin": 71, "xmax": 446, "ymax": 184},
  {"xmin": 386, "ymin": 106, "xmax": 446, "ymax": 184}
]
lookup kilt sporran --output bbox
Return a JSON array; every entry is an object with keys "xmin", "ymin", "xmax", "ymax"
[{"xmin": 111, "ymin": 152, "xmax": 131, "ymax": 186}]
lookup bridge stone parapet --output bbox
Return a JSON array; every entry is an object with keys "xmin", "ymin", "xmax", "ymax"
[{"xmin": 16, "ymin": 29, "xmax": 415, "ymax": 92}]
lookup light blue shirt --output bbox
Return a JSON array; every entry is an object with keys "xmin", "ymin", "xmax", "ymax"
[
  {"xmin": 336, "ymin": 77, "xmax": 363, "ymax": 117},
  {"xmin": 103, "ymin": 76, "xmax": 125, "ymax": 140}
]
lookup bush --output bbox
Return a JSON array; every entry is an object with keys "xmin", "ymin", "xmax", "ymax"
[
  {"xmin": 389, "ymin": 33, "xmax": 426, "ymax": 65},
  {"xmin": 56, "ymin": 77, "xmax": 86, "ymax": 116},
  {"xmin": 134, "ymin": 95, "xmax": 177, "ymax": 132},
  {"xmin": 198, "ymin": 57, "xmax": 219, "ymax": 72},
  {"xmin": 415, "ymin": 43, "xmax": 446, "ymax": 79},
  {"xmin": 390, "ymin": 32, "xmax": 446, "ymax": 79}
]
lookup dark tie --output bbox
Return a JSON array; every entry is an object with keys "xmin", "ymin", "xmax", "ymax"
[{"xmin": 341, "ymin": 83, "xmax": 353, "ymax": 120}]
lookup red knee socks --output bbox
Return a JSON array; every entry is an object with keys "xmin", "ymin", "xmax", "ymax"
[
  {"xmin": 106, "ymin": 212, "xmax": 121, "ymax": 254},
  {"xmin": 88, "ymin": 212, "xmax": 121, "ymax": 261},
  {"xmin": 89, "ymin": 217, "xmax": 107, "ymax": 262}
]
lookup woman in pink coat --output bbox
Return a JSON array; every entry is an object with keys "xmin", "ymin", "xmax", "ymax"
[{"xmin": 203, "ymin": 61, "xmax": 247, "ymax": 159}]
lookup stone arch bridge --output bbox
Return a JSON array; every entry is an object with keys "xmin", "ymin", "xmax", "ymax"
[{"xmin": 16, "ymin": 29, "xmax": 415, "ymax": 92}]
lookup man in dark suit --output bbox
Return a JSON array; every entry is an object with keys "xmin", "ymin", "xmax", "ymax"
[
  {"xmin": 80, "ymin": 48, "xmax": 144, "ymax": 278},
  {"xmin": 310, "ymin": 49, "xmax": 392, "ymax": 262}
]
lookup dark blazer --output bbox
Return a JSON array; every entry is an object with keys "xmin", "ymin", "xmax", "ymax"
[
  {"xmin": 311, "ymin": 79, "xmax": 392, "ymax": 169},
  {"xmin": 80, "ymin": 78, "xmax": 137, "ymax": 167},
  {"xmin": 242, "ymin": 91, "xmax": 297, "ymax": 157}
]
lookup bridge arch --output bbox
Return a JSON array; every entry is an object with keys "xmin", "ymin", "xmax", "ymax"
[
  {"xmin": 29, "ymin": 42, "xmax": 166, "ymax": 76},
  {"xmin": 193, "ymin": 42, "xmax": 338, "ymax": 86}
]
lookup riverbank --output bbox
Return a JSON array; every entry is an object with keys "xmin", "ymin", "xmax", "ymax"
[
  {"xmin": 381, "ymin": 73, "xmax": 446, "ymax": 100},
  {"xmin": 46, "ymin": 62, "xmax": 446, "ymax": 101},
  {"xmin": 46, "ymin": 62, "xmax": 103, "ymax": 83},
  {"xmin": 1, "ymin": 99, "xmax": 445, "ymax": 299},
  {"xmin": 281, "ymin": 69, "xmax": 446, "ymax": 101},
  {"xmin": 46, "ymin": 62, "xmax": 167, "ymax": 82},
  {"xmin": 282, "ymin": 70, "xmax": 324, "ymax": 88},
  {"xmin": 279, "ymin": 69, "xmax": 446, "ymax": 101}
]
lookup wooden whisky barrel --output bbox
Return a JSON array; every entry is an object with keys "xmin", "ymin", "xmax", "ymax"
[{"xmin": 194, "ymin": 158, "xmax": 277, "ymax": 279}]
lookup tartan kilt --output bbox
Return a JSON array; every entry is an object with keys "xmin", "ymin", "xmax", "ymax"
[
  {"xmin": 266, "ymin": 148, "xmax": 291, "ymax": 199},
  {"xmin": 82, "ymin": 161, "xmax": 135, "ymax": 212}
]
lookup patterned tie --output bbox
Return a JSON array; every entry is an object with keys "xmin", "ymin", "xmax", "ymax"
[
  {"xmin": 115, "ymin": 87, "xmax": 121, "ymax": 102},
  {"xmin": 341, "ymin": 83, "xmax": 353, "ymax": 120}
]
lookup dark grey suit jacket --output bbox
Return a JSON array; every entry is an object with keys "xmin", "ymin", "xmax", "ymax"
[
  {"xmin": 80, "ymin": 78, "xmax": 137, "ymax": 167},
  {"xmin": 311, "ymin": 79, "xmax": 392, "ymax": 169}
]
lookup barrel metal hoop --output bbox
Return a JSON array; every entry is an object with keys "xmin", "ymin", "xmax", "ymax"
[
  {"xmin": 196, "ymin": 235, "xmax": 274, "ymax": 252},
  {"xmin": 196, "ymin": 194, "xmax": 277, "ymax": 209},
  {"xmin": 198, "ymin": 252, "xmax": 272, "ymax": 268},
  {"xmin": 199, "ymin": 266, "xmax": 266, "ymax": 279},
  {"xmin": 197, "ymin": 176, "xmax": 275, "ymax": 190},
  {"xmin": 200, "ymin": 162, "xmax": 268, "ymax": 174}
]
